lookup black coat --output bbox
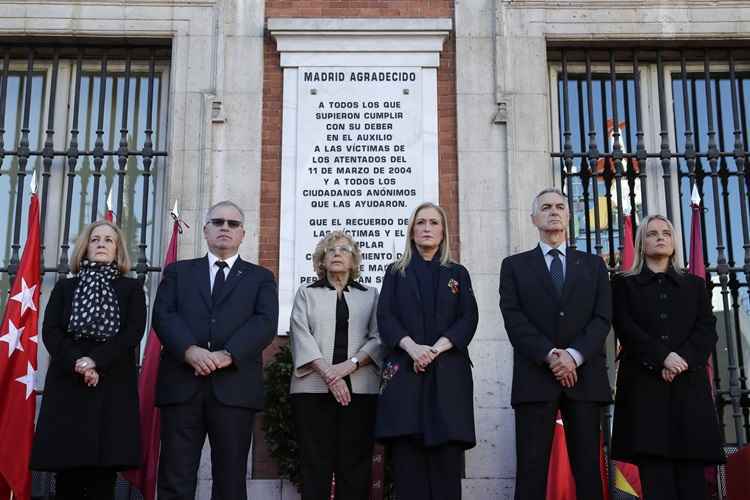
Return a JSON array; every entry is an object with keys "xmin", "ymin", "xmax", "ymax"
[
  {"xmin": 152, "ymin": 256, "xmax": 278, "ymax": 409},
  {"xmin": 499, "ymin": 246, "xmax": 612, "ymax": 405},
  {"xmin": 611, "ymin": 266, "xmax": 724, "ymax": 463},
  {"xmin": 30, "ymin": 277, "xmax": 146, "ymax": 471},
  {"xmin": 375, "ymin": 261, "xmax": 478, "ymax": 449}
]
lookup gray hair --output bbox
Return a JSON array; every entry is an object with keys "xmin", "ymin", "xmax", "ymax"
[
  {"xmin": 312, "ymin": 230, "xmax": 362, "ymax": 280},
  {"xmin": 205, "ymin": 200, "xmax": 245, "ymax": 225},
  {"xmin": 531, "ymin": 188, "xmax": 568, "ymax": 216}
]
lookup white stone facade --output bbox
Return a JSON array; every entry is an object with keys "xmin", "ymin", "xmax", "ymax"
[{"xmin": 5, "ymin": 1, "xmax": 750, "ymax": 499}]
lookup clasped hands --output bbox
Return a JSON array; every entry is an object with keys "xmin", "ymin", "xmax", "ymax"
[
  {"xmin": 547, "ymin": 349, "xmax": 578, "ymax": 388},
  {"xmin": 662, "ymin": 352, "xmax": 688, "ymax": 383},
  {"xmin": 74, "ymin": 356, "xmax": 99, "ymax": 387},
  {"xmin": 402, "ymin": 337, "xmax": 453, "ymax": 374},
  {"xmin": 185, "ymin": 345, "xmax": 233, "ymax": 376},
  {"xmin": 315, "ymin": 359, "xmax": 358, "ymax": 407}
]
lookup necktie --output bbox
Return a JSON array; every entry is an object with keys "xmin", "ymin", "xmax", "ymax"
[
  {"xmin": 549, "ymin": 249, "xmax": 564, "ymax": 295},
  {"xmin": 212, "ymin": 261, "xmax": 228, "ymax": 302}
]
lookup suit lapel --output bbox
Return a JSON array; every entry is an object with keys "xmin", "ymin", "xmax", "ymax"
[
  {"xmin": 529, "ymin": 245, "xmax": 560, "ymax": 302},
  {"xmin": 213, "ymin": 258, "xmax": 250, "ymax": 308},
  {"xmin": 197, "ymin": 256, "xmax": 212, "ymax": 310},
  {"xmin": 561, "ymin": 249, "xmax": 580, "ymax": 303}
]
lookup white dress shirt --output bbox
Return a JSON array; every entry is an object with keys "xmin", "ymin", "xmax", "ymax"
[
  {"xmin": 538, "ymin": 241, "xmax": 583, "ymax": 367},
  {"xmin": 207, "ymin": 251, "xmax": 239, "ymax": 290}
]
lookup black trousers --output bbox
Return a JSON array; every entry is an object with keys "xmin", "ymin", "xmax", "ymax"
[
  {"xmin": 291, "ymin": 393, "xmax": 377, "ymax": 500},
  {"xmin": 514, "ymin": 397, "xmax": 603, "ymax": 500},
  {"xmin": 158, "ymin": 382, "xmax": 256, "ymax": 500},
  {"xmin": 389, "ymin": 438, "xmax": 464, "ymax": 500},
  {"xmin": 55, "ymin": 468, "xmax": 116, "ymax": 500},
  {"xmin": 638, "ymin": 457, "xmax": 708, "ymax": 500}
]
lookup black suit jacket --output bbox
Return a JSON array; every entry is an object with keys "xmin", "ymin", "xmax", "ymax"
[
  {"xmin": 499, "ymin": 246, "xmax": 612, "ymax": 405},
  {"xmin": 153, "ymin": 256, "xmax": 278, "ymax": 409}
]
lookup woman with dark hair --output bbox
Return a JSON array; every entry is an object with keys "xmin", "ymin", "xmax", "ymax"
[
  {"xmin": 375, "ymin": 202, "xmax": 478, "ymax": 500},
  {"xmin": 611, "ymin": 214, "xmax": 724, "ymax": 500},
  {"xmin": 30, "ymin": 220, "xmax": 146, "ymax": 500}
]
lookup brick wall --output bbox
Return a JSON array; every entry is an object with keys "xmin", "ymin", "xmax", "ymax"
[{"xmin": 255, "ymin": 0, "xmax": 458, "ymax": 477}]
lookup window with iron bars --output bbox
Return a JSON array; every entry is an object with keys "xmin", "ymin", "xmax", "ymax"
[
  {"xmin": 0, "ymin": 42, "xmax": 170, "ymax": 499},
  {"xmin": 548, "ymin": 46, "xmax": 750, "ymax": 458}
]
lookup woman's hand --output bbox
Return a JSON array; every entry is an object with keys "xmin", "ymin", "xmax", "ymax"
[
  {"xmin": 74, "ymin": 356, "xmax": 96, "ymax": 375},
  {"xmin": 83, "ymin": 368, "xmax": 99, "ymax": 387},
  {"xmin": 329, "ymin": 361, "xmax": 356, "ymax": 381},
  {"xmin": 328, "ymin": 379, "xmax": 351, "ymax": 406},
  {"xmin": 663, "ymin": 352, "xmax": 688, "ymax": 374},
  {"xmin": 400, "ymin": 337, "xmax": 436, "ymax": 372}
]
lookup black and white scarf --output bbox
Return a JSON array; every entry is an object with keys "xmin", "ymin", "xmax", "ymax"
[{"xmin": 68, "ymin": 260, "xmax": 121, "ymax": 342}]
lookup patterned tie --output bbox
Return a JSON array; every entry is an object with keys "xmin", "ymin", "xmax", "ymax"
[
  {"xmin": 548, "ymin": 248, "xmax": 564, "ymax": 295},
  {"xmin": 212, "ymin": 261, "xmax": 228, "ymax": 302}
]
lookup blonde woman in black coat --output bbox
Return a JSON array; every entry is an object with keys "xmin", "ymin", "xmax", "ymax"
[
  {"xmin": 30, "ymin": 221, "xmax": 146, "ymax": 500},
  {"xmin": 611, "ymin": 214, "xmax": 724, "ymax": 500}
]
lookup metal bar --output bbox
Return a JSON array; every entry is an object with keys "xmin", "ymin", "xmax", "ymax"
[
  {"xmin": 561, "ymin": 50, "xmax": 576, "ymax": 248},
  {"xmin": 40, "ymin": 50, "xmax": 59, "ymax": 264},
  {"xmin": 0, "ymin": 51, "xmax": 9, "ymax": 171},
  {"xmin": 9, "ymin": 48, "xmax": 34, "ymax": 283},
  {"xmin": 59, "ymin": 51, "xmax": 83, "ymax": 277},
  {"xmin": 609, "ymin": 50, "xmax": 626, "ymax": 266},
  {"xmin": 586, "ymin": 53, "xmax": 603, "ymax": 256},
  {"xmin": 116, "ymin": 55, "xmax": 131, "ymax": 220},
  {"xmin": 656, "ymin": 50, "xmax": 674, "ymax": 220},
  {"xmin": 725, "ymin": 50, "xmax": 749, "ymax": 445},
  {"xmin": 90, "ymin": 54, "xmax": 107, "ymax": 223},
  {"xmin": 136, "ymin": 53, "xmax": 156, "ymax": 283},
  {"xmin": 577, "ymin": 79, "xmax": 592, "ymax": 254}
]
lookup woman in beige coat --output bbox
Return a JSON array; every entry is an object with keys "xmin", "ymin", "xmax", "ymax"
[{"xmin": 289, "ymin": 230, "xmax": 382, "ymax": 500}]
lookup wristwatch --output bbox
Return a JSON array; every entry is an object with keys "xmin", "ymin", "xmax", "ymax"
[{"xmin": 350, "ymin": 356, "xmax": 360, "ymax": 369}]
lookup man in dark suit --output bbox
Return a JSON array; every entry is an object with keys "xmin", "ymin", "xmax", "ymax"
[
  {"xmin": 499, "ymin": 188, "xmax": 611, "ymax": 500},
  {"xmin": 153, "ymin": 200, "xmax": 279, "ymax": 500}
]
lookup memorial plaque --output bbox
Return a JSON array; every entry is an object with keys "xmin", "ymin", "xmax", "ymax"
[{"xmin": 293, "ymin": 67, "xmax": 432, "ymax": 288}]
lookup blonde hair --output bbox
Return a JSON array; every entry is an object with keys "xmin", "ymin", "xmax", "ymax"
[
  {"xmin": 626, "ymin": 214, "xmax": 684, "ymax": 276},
  {"xmin": 393, "ymin": 202, "xmax": 452, "ymax": 275},
  {"xmin": 311, "ymin": 230, "xmax": 362, "ymax": 280},
  {"xmin": 70, "ymin": 220, "xmax": 132, "ymax": 274}
]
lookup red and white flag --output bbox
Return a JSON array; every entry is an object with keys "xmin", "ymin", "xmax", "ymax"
[
  {"xmin": 123, "ymin": 201, "xmax": 185, "ymax": 500},
  {"xmin": 0, "ymin": 186, "xmax": 41, "ymax": 500}
]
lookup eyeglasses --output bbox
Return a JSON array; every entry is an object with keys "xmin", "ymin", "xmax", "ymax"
[
  {"xmin": 325, "ymin": 245, "xmax": 354, "ymax": 255},
  {"xmin": 208, "ymin": 218, "xmax": 242, "ymax": 229}
]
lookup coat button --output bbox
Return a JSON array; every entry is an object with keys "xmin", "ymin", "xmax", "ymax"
[
  {"xmin": 659, "ymin": 313, "xmax": 668, "ymax": 320},
  {"xmin": 559, "ymin": 311, "xmax": 565, "ymax": 317},
  {"xmin": 211, "ymin": 318, "xmax": 216, "ymax": 324},
  {"xmin": 660, "ymin": 335, "xmax": 668, "ymax": 341},
  {"xmin": 659, "ymin": 293, "xmax": 668, "ymax": 300}
]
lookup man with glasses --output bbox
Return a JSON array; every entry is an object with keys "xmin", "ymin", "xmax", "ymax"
[{"xmin": 153, "ymin": 200, "xmax": 279, "ymax": 500}]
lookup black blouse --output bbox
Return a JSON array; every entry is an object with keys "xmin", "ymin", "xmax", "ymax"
[
  {"xmin": 309, "ymin": 277, "xmax": 367, "ymax": 363},
  {"xmin": 411, "ymin": 251, "xmax": 441, "ymax": 344}
]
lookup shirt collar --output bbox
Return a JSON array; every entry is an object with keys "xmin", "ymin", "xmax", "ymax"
[
  {"xmin": 539, "ymin": 240, "xmax": 566, "ymax": 258},
  {"xmin": 208, "ymin": 251, "xmax": 239, "ymax": 270}
]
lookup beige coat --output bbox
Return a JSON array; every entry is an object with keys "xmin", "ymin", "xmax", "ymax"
[{"xmin": 289, "ymin": 282, "xmax": 382, "ymax": 394}]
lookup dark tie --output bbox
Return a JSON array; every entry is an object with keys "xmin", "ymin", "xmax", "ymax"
[
  {"xmin": 549, "ymin": 248, "xmax": 564, "ymax": 295},
  {"xmin": 212, "ymin": 261, "xmax": 228, "ymax": 302}
]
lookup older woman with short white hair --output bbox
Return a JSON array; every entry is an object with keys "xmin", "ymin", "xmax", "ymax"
[{"xmin": 289, "ymin": 230, "xmax": 382, "ymax": 500}]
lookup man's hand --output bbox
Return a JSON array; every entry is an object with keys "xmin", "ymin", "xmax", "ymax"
[
  {"xmin": 661, "ymin": 368, "xmax": 678, "ymax": 383},
  {"xmin": 210, "ymin": 350, "xmax": 233, "ymax": 370},
  {"xmin": 549, "ymin": 349, "xmax": 577, "ymax": 378},
  {"xmin": 74, "ymin": 356, "xmax": 96, "ymax": 375},
  {"xmin": 185, "ymin": 345, "xmax": 219, "ymax": 376},
  {"xmin": 663, "ymin": 352, "xmax": 688, "ymax": 374},
  {"xmin": 329, "ymin": 379, "xmax": 351, "ymax": 406},
  {"xmin": 559, "ymin": 370, "xmax": 578, "ymax": 388},
  {"xmin": 83, "ymin": 368, "xmax": 100, "ymax": 387}
]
